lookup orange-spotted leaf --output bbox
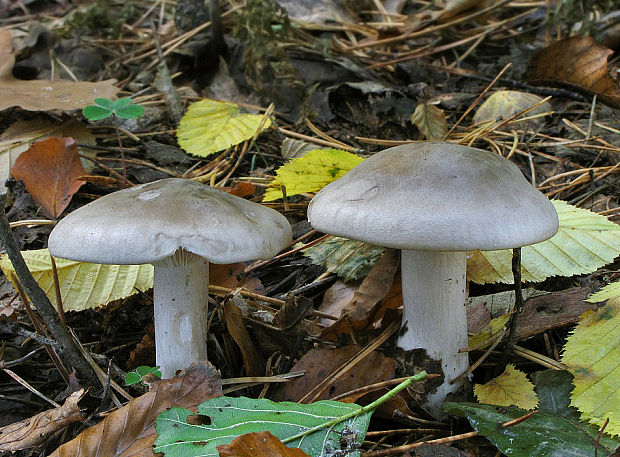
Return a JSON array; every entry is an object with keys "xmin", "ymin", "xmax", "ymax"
[{"xmin": 11, "ymin": 137, "xmax": 85, "ymax": 219}]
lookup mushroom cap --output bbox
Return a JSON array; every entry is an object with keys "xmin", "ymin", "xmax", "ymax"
[
  {"xmin": 49, "ymin": 178, "xmax": 292, "ymax": 264},
  {"xmin": 308, "ymin": 142, "xmax": 558, "ymax": 251}
]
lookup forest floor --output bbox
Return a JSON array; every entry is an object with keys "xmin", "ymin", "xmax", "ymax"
[{"xmin": 0, "ymin": 1, "xmax": 619, "ymax": 456}]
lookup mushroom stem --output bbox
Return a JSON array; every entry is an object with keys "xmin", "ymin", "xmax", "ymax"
[
  {"xmin": 398, "ymin": 250, "xmax": 469, "ymax": 417},
  {"xmin": 153, "ymin": 249, "xmax": 209, "ymax": 378}
]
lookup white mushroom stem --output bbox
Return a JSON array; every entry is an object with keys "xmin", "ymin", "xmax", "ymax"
[
  {"xmin": 397, "ymin": 250, "xmax": 469, "ymax": 418},
  {"xmin": 153, "ymin": 249, "xmax": 209, "ymax": 378}
]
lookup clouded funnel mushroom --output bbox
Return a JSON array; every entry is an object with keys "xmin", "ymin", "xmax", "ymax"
[
  {"xmin": 308, "ymin": 142, "xmax": 558, "ymax": 417},
  {"xmin": 49, "ymin": 178, "xmax": 292, "ymax": 378}
]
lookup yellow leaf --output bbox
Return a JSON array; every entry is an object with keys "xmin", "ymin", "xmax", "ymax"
[
  {"xmin": 562, "ymin": 282, "xmax": 620, "ymax": 436},
  {"xmin": 468, "ymin": 313, "xmax": 511, "ymax": 349},
  {"xmin": 473, "ymin": 90, "xmax": 552, "ymax": 127},
  {"xmin": 263, "ymin": 149, "xmax": 364, "ymax": 202},
  {"xmin": 177, "ymin": 99, "xmax": 271, "ymax": 157},
  {"xmin": 474, "ymin": 364, "xmax": 539, "ymax": 410},
  {"xmin": 0, "ymin": 249, "xmax": 153, "ymax": 312},
  {"xmin": 410, "ymin": 103, "xmax": 448, "ymax": 140},
  {"xmin": 467, "ymin": 200, "xmax": 620, "ymax": 283}
]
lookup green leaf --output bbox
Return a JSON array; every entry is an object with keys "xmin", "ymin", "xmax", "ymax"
[
  {"xmin": 444, "ymin": 401, "xmax": 620, "ymax": 456},
  {"xmin": 177, "ymin": 99, "xmax": 272, "ymax": 158},
  {"xmin": 154, "ymin": 396, "xmax": 372, "ymax": 457},
  {"xmin": 561, "ymin": 283, "xmax": 620, "ymax": 436},
  {"xmin": 111, "ymin": 97, "xmax": 132, "ymax": 109},
  {"xmin": 263, "ymin": 149, "xmax": 365, "ymax": 202},
  {"xmin": 124, "ymin": 372, "xmax": 141, "ymax": 386},
  {"xmin": 467, "ymin": 200, "xmax": 620, "ymax": 283},
  {"xmin": 115, "ymin": 103, "xmax": 145, "ymax": 119},
  {"xmin": 0, "ymin": 249, "xmax": 153, "ymax": 312},
  {"xmin": 303, "ymin": 237, "xmax": 385, "ymax": 282},
  {"xmin": 93, "ymin": 98, "xmax": 115, "ymax": 110},
  {"xmin": 82, "ymin": 105, "xmax": 112, "ymax": 121}
]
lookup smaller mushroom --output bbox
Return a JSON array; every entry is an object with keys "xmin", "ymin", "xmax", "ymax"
[
  {"xmin": 308, "ymin": 142, "xmax": 558, "ymax": 417},
  {"xmin": 49, "ymin": 178, "xmax": 292, "ymax": 378}
]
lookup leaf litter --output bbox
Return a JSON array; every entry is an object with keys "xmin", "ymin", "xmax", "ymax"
[{"xmin": 0, "ymin": 1, "xmax": 619, "ymax": 457}]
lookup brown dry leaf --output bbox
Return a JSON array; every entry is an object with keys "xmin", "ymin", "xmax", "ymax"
[
  {"xmin": 50, "ymin": 362, "xmax": 222, "ymax": 457},
  {"xmin": 527, "ymin": 36, "xmax": 620, "ymax": 108},
  {"xmin": 271, "ymin": 345, "xmax": 396, "ymax": 402},
  {"xmin": 224, "ymin": 295, "xmax": 265, "ymax": 376},
  {"xmin": 210, "ymin": 263, "xmax": 264, "ymax": 293},
  {"xmin": 320, "ymin": 250, "xmax": 399, "ymax": 340},
  {"xmin": 410, "ymin": 103, "xmax": 448, "ymax": 140},
  {"xmin": 126, "ymin": 324, "xmax": 155, "ymax": 370},
  {"xmin": 0, "ymin": 30, "xmax": 117, "ymax": 111},
  {"xmin": 317, "ymin": 280, "xmax": 358, "ymax": 326},
  {"xmin": 220, "ymin": 182, "xmax": 256, "ymax": 198},
  {"xmin": 217, "ymin": 431, "xmax": 310, "ymax": 457},
  {"xmin": 11, "ymin": 137, "xmax": 86, "ymax": 219},
  {"xmin": 0, "ymin": 389, "xmax": 83, "ymax": 451}
]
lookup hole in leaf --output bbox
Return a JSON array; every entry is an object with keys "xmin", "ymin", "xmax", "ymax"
[{"xmin": 187, "ymin": 414, "xmax": 212, "ymax": 425}]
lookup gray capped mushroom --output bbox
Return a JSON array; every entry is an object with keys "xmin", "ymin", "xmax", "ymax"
[
  {"xmin": 308, "ymin": 142, "xmax": 558, "ymax": 417},
  {"xmin": 49, "ymin": 178, "xmax": 292, "ymax": 378}
]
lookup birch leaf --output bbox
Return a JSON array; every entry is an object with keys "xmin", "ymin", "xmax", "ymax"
[
  {"xmin": 177, "ymin": 99, "xmax": 271, "ymax": 157},
  {"xmin": 561, "ymin": 281, "xmax": 620, "ymax": 436},
  {"xmin": 263, "ymin": 149, "xmax": 364, "ymax": 202},
  {"xmin": 467, "ymin": 200, "xmax": 620, "ymax": 284},
  {"xmin": 0, "ymin": 249, "xmax": 153, "ymax": 312},
  {"xmin": 474, "ymin": 364, "xmax": 539, "ymax": 410}
]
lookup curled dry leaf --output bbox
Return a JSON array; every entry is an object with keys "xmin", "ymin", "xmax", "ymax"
[
  {"xmin": 217, "ymin": 431, "xmax": 310, "ymax": 457},
  {"xmin": 0, "ymin": 30, "xmax": 117, "ymax": 111},
  {"xmin": 527, "ymin": 36, "xmax": 620, "ymax": 108},
  {"xmin": 224, "ymin": 295, "xmax": 265, "ymax": 377},
  {"xmin": 0, "ymin": 389, "xmax": 83, "ymax": 451},
  {"xmin": 49, "ymin": 362, "xmax": 222, "ymax": 457},
  {"xmin": 11, "ymin": 137, "xmax": 86, "ymax": 219}
]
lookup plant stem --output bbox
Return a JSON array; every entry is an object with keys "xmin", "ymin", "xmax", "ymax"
[
  {"xmin": 282, "ymin": 371, "xmax": 428, "ymax": 444},
  {"xmin": 113, "ymin": 113, "xmax": 128, "ymax": 187}
]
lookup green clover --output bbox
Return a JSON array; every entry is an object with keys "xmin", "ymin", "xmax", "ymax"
[
  {"xmin": 125, "ymin": 365, "xmax": 162, "ymax": 386},
  {"xmin": 83, "ymin": 97, "xmax": 144, "ymax": 121}
]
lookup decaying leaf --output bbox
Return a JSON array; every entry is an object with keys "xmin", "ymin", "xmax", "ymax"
[
  {"xmin": 474, "ymin": 364, "xmax": 539, "ymax": 410},
  {"xmin": 49, "ymin": 362, "xmax": 222, "ymax": 457},
  {"xmin": 0, "ymin": 29, "xmax": 117, "ymax": 111},
  {"xmin": 410, "ymin": 103, "xmax": 448, "ymax": 140},
  {"xmin": 472, "ymin": 90, "xmax": 552, "ymax": 127},
  {"xmin": 528, "ymin": 36, "xmax": 620, "ymax": 108},
  {"xmin": 224, "ymin": 295, "xmax": 265, "ymax": 377},
  {"xmin": 0, "ymin": 389, "xmax": 83, "ymax": 451},
  {"xmin": 177, "ymin": 98, "xmax": 271, "ymax": 157},
  {"xmin": 271, "ymin": 345, "xmax": 396, "ymax": 403},
  {"xmin": 561, "ymin": 282, "xmax": 620, "ymax": 436},
  {"xmin": 217, "ymin": 431, "xmax": 310, "ymax": 457},
  {"xmin": 467, "ymin": 200, "xmax": 620, "ymax": 283},
  {"xmin": 303, "ymin": 237, "xmax": 385, "ymax": 282},
  {"xmin": 11, "ymin": 137, "xmax": 86, "ymax": 219},
  {"xmin": 0, "ymin": 118, "xmax": 96, "ymax": 189},
  {"xmin": 263, "ymin": 148, "xmax": 364, "ymax": 202},
  {"xmin": 320, "ymin": 249, "xmax": 399, "ymax": 340},
  {"xmin": 467, "ymin": 313, "xmax": 511, "ymax": 349}
]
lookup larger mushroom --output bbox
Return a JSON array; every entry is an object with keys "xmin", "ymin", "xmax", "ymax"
[
  {"xmin": 308, "ymin": 142, "xmax": 558, "ymax": 417},
  {"xmin": 49, "ymin": 178, "xmax": 292, "ymax": 378}
]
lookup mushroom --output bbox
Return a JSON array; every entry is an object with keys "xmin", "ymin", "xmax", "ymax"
[
  {"xmin": 48, "ymin": 178, "xmax": 292, "ymax": 378},
  {"xmin": 307, "ymin": 142, "xmax": 558, "ymax": 417}
]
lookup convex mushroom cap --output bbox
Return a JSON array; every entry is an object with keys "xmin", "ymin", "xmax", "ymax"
[
  {"xmin": 308, "ymin": 142, "xmax": 558, "ymax": 250},
  {"xmin": 49, "ymin": 178, "xmax": 292, "ymax": 265}
]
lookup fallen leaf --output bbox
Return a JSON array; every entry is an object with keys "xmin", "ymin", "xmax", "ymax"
[
  {"xmin": 472, "ymin": 90, "xmax": 552, "ymax": 127},
  {"xmin": 317, "ymin": 280, "xmax": 358, "ymax": 326},
  {"xmin": 0, "ymin": 389, "xmax": 83, "ymax": 451},
  {"xmin": 0, "ymin": 118, "xmax": 96, "ymax": 190},
  {"xmin": 224, "ymin": 295, "xmax": 265, "ymax": 377},
  {"xmin": 177, "ymin": 98, "xmax": 271, "ymax": 157},
  {"xmin": 528, "ymin": 36, "xmax": 620, "ymax": 108},
  {"xmin": 127, "ymin": 324, "xmax": 156, "ymax": 370},
  {"xmin": 49, "ymin": 362, "xmax": 222, "ymax": 457},
  {"xmin": 217, "ymin": 431, "xmax": 310, "ymax": 457},
  {"xmin": 320, "ymin": 249, "xmax": 399, "ymax": 340},
  {"xmin": 410, "ymin": 103, "xmax": 448, "ymax": 140},
  {"xmin": 271, "ymin": 345, "xmax": 396, "ymax": 403},
  {"xmin": 220, "ymin": 181, "xmax": 256, "ymax": 198},
  {"xmin": 263, "ymin": 149, "xmax": 364, "ymax": 202},
  {"xmin": 474, "ymin": 364, "xmax": 539, "ymax": 410},
  {"xmin": 0, "ymin": 29, "xmax": 117, "ymax": 111},
  {"xmin": 562, "ymin": 282, "xmax": 620, "ymax": 436},
  {"xmin": 11, "ymin": 137, "xmax": 86, "ymax": 219}
]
